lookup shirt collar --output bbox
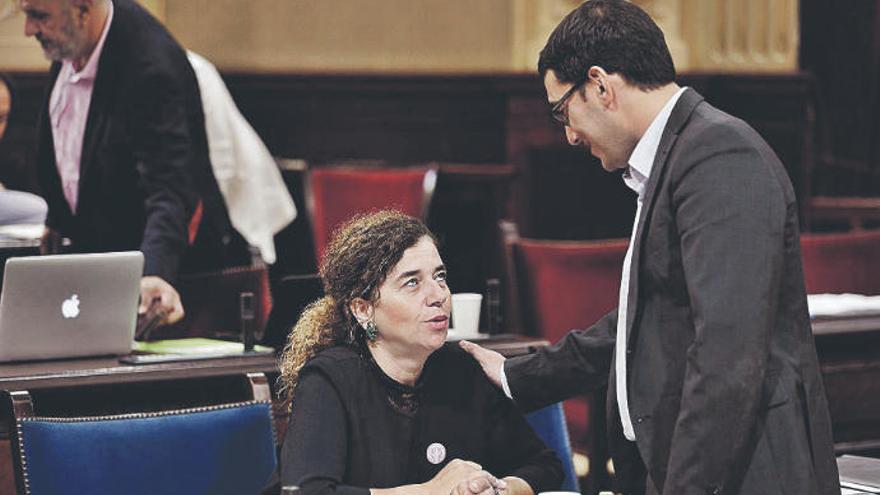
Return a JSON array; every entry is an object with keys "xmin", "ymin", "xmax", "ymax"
[
  {"xmin": 623, "ymin": 86, "xmax": 687, "ymax": 197},
  {"xmin": 62, "ymin": 1, "xmax": 114, "ymax": 84}
]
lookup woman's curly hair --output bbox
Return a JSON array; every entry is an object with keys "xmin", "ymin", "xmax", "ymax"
[{"xmin": 277, "ymin": 210, "xmax": 434, "ymax": 408}]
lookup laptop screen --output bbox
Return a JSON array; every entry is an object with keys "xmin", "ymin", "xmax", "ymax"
[{"xmin": 0, "ymin": 251, "xmax": 143, "ymax": 362}]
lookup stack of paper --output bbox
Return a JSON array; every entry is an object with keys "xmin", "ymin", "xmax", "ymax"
[
  {"xmin": 0, "ymin": 223, "xmax": 44, "ymax": 240},
  {"xmin": 808, "ymin": 293, "xmax": 880, "ymax": 318}
]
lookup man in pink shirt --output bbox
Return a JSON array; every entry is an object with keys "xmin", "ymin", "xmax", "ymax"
[{"xmin": 21, "ymin": 0, "xmax": 244, "ymax": 327}]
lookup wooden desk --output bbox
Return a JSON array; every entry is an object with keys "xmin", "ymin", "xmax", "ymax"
[
  {"xmin": 813, "ymin": 315, "xmax": 880, "ymax": 336},
  {"xmin": 813, "ymin": 315, "xmax": 880, "ymax": 454},
  {"xmin": 0, "ymin": 336, "xmax": 545, "ymax": 494},
  {"xmin": 810, "ymin": 196, "xmax": 880, "ymax": 231},
  {"xmin": 0, "ymin": 353, "xmax": 278, "ymax": 392},
  {"xmin": 0, "ymin": 335, "xmax": 541, "ymax": 399},
  {"xmin": 455, "ymin": 333, "xmax": 549, "ymax": 358}
]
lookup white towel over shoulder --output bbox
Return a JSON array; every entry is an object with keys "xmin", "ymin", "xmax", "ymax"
[{"xmin": 187, "ymin": 51, "xmax": 296, "ymax": 264}]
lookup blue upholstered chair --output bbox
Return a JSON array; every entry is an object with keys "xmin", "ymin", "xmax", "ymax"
[
  {"xmin": 8, "ymin": 373, "xmax": 277, "ymax": 495},
  {"xmin": 526, "ymin": 402, "xmax": 580, "ymax": 492}
]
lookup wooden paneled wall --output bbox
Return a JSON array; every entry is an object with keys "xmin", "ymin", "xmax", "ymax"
[
  {"xmin": 1, "ymin": 72, "xmax": 816, "ymax": 290},
  {"xmin": 800, "ymin": 0, "xmax": 880, "ymax": 197}
]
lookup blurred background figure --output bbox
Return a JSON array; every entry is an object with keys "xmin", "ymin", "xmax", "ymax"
[{"xmin": 0, "ymin": 72, "xmax": 47, "ymax": 226}]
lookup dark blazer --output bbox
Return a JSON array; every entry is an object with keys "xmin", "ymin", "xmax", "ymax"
[
  {"xmin": 506, "ymin": 89, "xmax": 840, "ymax": 495},
  {"xmin": 35, "ymin": 0, "xmax": 233, "ymax": 283}
]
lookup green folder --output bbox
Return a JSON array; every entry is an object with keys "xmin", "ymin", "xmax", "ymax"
[{"xmin": 133, "ymin": 338, "xmax": 273, "ymax": 355}]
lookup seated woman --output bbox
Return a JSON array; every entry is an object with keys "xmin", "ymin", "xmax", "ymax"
[{"xmin": 276, "ymin": 210, "xmax": 562, "ymax": 494}]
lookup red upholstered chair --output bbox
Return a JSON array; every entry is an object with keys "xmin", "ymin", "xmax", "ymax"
[
  {"xmin": 499, "ymin": 221, "xmax": 627, "ymax": 487},
  {"xmin": 306, "ymin": 165, "xmax": 438, "ymax": 263},
  {"xmin": 800, "ymin": 229, "xmax": 880, "ymax": 295}
]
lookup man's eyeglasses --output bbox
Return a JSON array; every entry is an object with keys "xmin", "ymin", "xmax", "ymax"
[{"xmin": 549, "ymin": 79, "xmax": 586, "ymax": 126}]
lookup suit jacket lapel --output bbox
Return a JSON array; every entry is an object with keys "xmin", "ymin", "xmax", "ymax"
[
  {"xmin": 78, "ymin": 13, "xmax": 120, "ymax": 203},
  {"xmin": 624, "ymin": 88, "xmax": 705, "ymax": 342}
]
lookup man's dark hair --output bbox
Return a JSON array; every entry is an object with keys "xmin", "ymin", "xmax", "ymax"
[{"xmin": 538, "ymin": 0, "xmax": 676, "ymax": 90}]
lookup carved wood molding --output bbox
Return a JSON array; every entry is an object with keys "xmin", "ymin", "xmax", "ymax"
[
  {"xmin": 511, "ymin": 0, "xmax": 582, "ymax": 71},
  {"xmin": 512, "ymin": 0, "xmax": 798, "ymax": 74},
  {"xmin": 1, "ymin": 0, "xmax": 798, "ymax": 74}
]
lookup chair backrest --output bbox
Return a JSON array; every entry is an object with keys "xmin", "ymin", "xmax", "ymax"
[
  {"xmin": 305, "ymin": 165, "xmax": 438, "ymax": 263},
  {"xmin": 526, "ymin": 402, "xmax": 580, "ymax": 492},
  {"xmin": 500, "ymin": 220, "xmax": 628, "ymax": 340},
  {"xmin": 9, "ymin": 373, "xmax": 277, "ymax": 495},
  {"xmin": 262, "ymin": 273, "xmax": 325, "ymax": 350},
  {"xmin": 149, "ymin": 263, "xmax": 273, "ymax": 342},
  {"xmin": 800, "ymin": 229, "xmax": 880, "ymax": 295},
  {"xmin": 499, "ymin": 221, "xmax": 624, "ymax": 489}
]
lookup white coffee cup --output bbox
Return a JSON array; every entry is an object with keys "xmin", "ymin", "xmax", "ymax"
[
  {"xmin": 451, "ymin": 293, "xmax": 482, "ymax": 337},
  {"xmin": 539, "ymin": 492, "xmax": 582, "ymax": 495}
]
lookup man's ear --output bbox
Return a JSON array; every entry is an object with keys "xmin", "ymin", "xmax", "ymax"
[
  {"xmin": 349, "ymin": 297, "xmax": 374, "ymax": 326},
  {"xmin": 588, "ymin": 65, "xmax": 614, "ymax": 107}
]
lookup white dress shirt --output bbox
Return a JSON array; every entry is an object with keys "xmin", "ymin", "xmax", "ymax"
[
  {"xmin": 615, "ymin": 86, "xmax": 685, "ymax": 440},
  {"xmin": 500, "ymin": 87, "xmax": 687, "ymax": 443}
]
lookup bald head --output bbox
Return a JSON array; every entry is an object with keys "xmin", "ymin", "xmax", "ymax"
[{"xmin": 20, "ymin": 0, "xmax": 111, "ymax": 68}]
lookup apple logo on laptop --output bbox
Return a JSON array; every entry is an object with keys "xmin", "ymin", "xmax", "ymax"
[{"xmin": 61, "ymin": 294, "xmax": 80, "ymax": 319}]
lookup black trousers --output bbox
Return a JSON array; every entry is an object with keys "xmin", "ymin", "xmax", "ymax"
[{"xmin": 610, "ymin": 439, "xmax": 653, "ymax": 495}]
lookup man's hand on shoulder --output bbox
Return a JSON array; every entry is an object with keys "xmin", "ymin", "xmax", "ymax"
[
  {"xmin": 139, "ymin": 276, "xmax": 184, "ymax": 326},
  {"xmin": 459, "ymin": 340, "xmax": 506, "ymax": 390}
]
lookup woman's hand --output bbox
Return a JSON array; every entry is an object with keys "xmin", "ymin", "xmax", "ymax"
[
  {"xmin": 372, "ymin": 459, "xmax": 485, "ymax": 495},
  {"xmin": 375, "ymin": 459, "xmax": 520, "ymax": 495},
  {"xmin": 420, "ymin": 458, "xmax": 482, "ymax": 494},
  {"xmin": 450, "ymin": 470, "xmax": 508, "ymax": 494}
]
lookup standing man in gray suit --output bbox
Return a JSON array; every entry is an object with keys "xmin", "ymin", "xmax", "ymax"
[{"xmin": 462, "ymin": 1, "xmax": 840, "ymax": 494}]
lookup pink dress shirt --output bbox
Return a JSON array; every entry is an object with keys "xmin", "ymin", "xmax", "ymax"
[{"xmin": 48, "ymin": 2, "xmax": 114, "ymax": 213}]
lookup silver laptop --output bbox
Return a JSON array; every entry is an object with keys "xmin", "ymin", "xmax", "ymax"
[{"xmin": 0, "ymin": 251, "xmax": 143, "ymax": 361}]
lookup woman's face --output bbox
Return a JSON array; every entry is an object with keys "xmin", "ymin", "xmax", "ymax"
[{"xmin": 366, "ymin": 236, "xmax": 451, "ymax": 355}]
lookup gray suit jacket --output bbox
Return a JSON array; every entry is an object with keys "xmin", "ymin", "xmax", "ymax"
[{"xmin": 506, "ymin": 89, "xmax": 840, "ymax": 495}]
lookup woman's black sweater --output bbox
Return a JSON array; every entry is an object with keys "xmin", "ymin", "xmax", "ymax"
[{"xmin": 278, "ymin": 343, "xmax": 563, "ymax": 494}]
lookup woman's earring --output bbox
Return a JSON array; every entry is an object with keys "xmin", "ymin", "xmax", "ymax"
[{"xmin": 364, "ymin": 321, "xmax": 379, "ymax": 342}]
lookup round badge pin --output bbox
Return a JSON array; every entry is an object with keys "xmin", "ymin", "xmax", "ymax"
[{"xmin": 426, "ymin": 442, "xmax": 446, "ymax": 465}]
